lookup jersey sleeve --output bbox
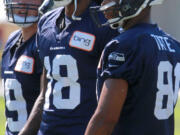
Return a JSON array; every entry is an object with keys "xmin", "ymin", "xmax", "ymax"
[
  {"xmin": 35, "ymin": 11, "xmax": 49, "ymax": 62},
  {"xmin": 36, "ymin": 8, "xmax": 58, "ymax": 47},
  {"xmin": 100, "ymin": 39, "xmax": 145, "ymax": 85}
]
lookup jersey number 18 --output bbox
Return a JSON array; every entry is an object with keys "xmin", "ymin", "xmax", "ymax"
[{"xmin": 44, "ymin": 55, "xmax": 80, "ymax": 110}]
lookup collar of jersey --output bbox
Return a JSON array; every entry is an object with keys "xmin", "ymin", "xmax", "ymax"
[
  {"xmin": 9, "ymin": 32, "xmax": 36, "ymax": 50},
  {"xmin": 131, "ymin": 23, "xmax": 158, "ymax": 30}
]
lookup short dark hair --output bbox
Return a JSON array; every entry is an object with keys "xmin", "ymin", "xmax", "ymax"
[{"xmin": 92, "ymin": 0, "xmax": 102, "ymax": 5}]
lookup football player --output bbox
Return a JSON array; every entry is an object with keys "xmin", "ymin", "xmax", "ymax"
[
  {"xmin": 85, "ymin": 0, "xmax": 180, "ymax": 135},
  {"xmin": 18, "ymin": 0, "xmax": 118, "ymax": 135},
  {"xmin": 1, "ymin": 0, "xmax": 43, "ymax": 135}
]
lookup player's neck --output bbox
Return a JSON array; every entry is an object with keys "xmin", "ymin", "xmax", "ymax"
[
  {"xmin": 123, "ymin": 7, "xmax": 152, "ymax": 30},
  {"xmin": 21, "ymin": 23, "xmax": 37, "ymax": 42},
  {"xmin": 65, "ymin": 0, "xmax": 91, "ymax": 19}
]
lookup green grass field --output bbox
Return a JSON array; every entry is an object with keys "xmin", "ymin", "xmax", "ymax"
[
  {"xmin": 0, "ymin": 97, "xmax": 180, "ymax": 135},
  {"xmin": 0, "ymin": 97, "xmax": 5, "ymax": 135},
  {"xmin": 175, "ymin": 100, "xmax": 180, "ymax": 134}
]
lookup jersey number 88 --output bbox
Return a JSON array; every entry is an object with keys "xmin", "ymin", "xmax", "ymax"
[{"xmin": 154, "ymin": 61, "xmax": 180, "ymax": 120}]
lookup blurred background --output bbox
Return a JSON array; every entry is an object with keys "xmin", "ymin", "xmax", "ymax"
[
  {"xmin": 0, "ymin": 0, "xmax": 180, "ymax": 134},
  {"xmin": 152, "ymin": 0, "xmax": 180, "ymax": 41}
]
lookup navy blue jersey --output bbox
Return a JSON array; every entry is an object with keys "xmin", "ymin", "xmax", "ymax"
[
  {"xmin": 97, "ymin": 23, "xmax": 180, "ymax": 135},
  {"xmin": 36, "ymin": 2, "xmax": 118, "ymax": 135},
  {"xmin": 1, "ymin": 30, "xmax": 42, "ymax": 135}
]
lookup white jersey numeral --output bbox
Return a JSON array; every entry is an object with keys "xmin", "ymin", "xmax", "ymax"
[
  {"xmin": 154, "ymin": 61, "xmax": 180, "ymax": 120},
  {"xmin": 4, "ymin": 79, "xmax": 27, "ymax": 132},
  {"xmin": 44, "ymin": 55, "xmax": 80, "ymax": 110}
]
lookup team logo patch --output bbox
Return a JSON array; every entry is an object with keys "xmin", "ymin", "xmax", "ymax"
[
  {"xmin": 69, "ymin": 31, "xmax": 96, "ymax": 52},
  {"xmin": 108, "ymin": 52, "xmax": 125, "ymax": 62},
  {"xmin": 108, "ymin": 52, "xmax": 125, "ymax": 68},
  {"xmin": 15, "ymin": 55, "xmax": 34, "ymax": 74}
]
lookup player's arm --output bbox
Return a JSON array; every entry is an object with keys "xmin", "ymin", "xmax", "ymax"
[
  {"xmin": 18, "ymin": 68, "xmax": 47, "ymax": 135},
  {"xmin": 85, "ymin": 78, "xmax": 128, "ymax": 135}
]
